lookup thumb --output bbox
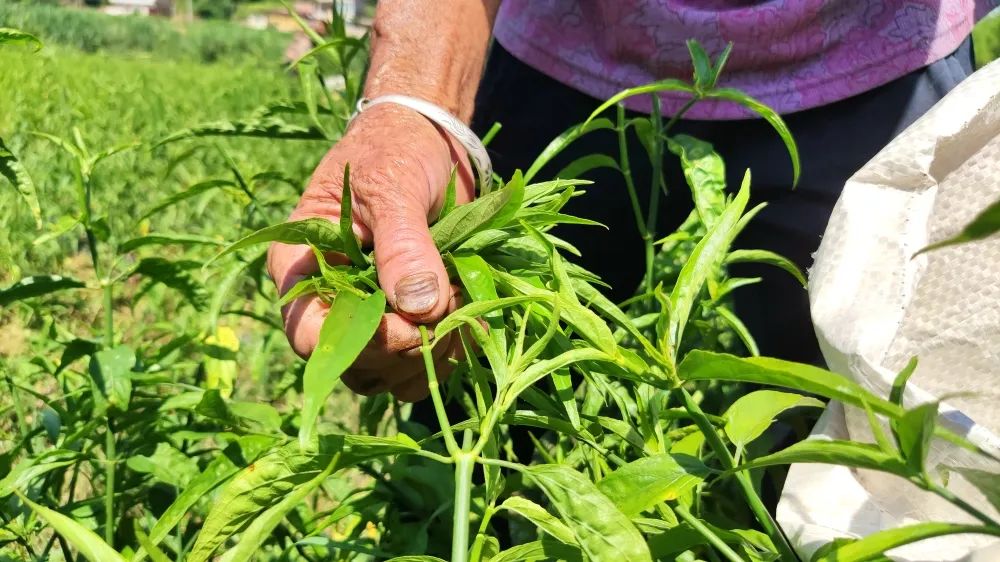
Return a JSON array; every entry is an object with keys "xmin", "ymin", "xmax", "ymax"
[{"xmin": 367, "ymin": 192, "xmax": 451, "ymax": 324}]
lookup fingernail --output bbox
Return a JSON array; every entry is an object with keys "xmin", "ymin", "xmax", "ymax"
[{"xmin": 394, "ymin": 272, "xmax": 439, "ymax": 315}]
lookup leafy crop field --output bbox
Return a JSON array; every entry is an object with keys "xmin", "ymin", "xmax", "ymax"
[{"xmin": 2, "ymin": 8, "xmax": 1000, "ymax": 562}]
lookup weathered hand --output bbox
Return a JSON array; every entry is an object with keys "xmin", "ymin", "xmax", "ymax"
[{"xmin": 267, "ymin": 103, "xmax": 475, "ymax": 401}]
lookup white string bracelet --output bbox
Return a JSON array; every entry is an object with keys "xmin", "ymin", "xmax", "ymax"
[{"xmin": 354, "ymin": 95, "xmax": 494, "ymax": 194}]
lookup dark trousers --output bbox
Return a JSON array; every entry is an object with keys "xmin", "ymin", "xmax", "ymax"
[{"xmin": 470, "ymin": 38, "xmax": 975, "ymax": 364}]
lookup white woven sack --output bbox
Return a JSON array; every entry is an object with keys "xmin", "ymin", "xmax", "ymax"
[{"xmin": 776, "ymin": 59, "xmax": 1000, "ymax": 562}]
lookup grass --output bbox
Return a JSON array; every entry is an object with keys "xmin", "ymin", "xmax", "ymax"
[
  {"xmin": 0, "ymin": 1, "xmax": 291, "ymax": 64},
  {"xmin": 0, "ymin": 44, "xmax": 330, "ymax": 282}
]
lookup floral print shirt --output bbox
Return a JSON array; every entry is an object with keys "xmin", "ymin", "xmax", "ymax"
[{"xmin": 493, "ymin": 1, "xmax": 997, "ymax": 119}]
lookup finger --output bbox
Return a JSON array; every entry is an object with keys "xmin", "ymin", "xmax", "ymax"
[{"xmin": 362, "ymin": 189, "xmax": 452, "ymax": 324}]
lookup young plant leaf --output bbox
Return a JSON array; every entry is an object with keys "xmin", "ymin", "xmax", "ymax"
[
  {"xmin": 893, "ymin": 402, "xmax": 938, "ymax": 475},
  {"xmin": 0, "ymin": 28, "xmax": 42, "ymax": 50},
  {"xmin": 0, "ymin": 450, "xmax": 81, "ymax": 498},
  {"xmin": 299, "ymin": 290, "xmax": 386, "ymax": 447},
  {"xmin": 209, "ymin": 218, "xmax": 344, "ymax": 265},
  {"xmin": 597, "ymin": 454, "xmax": 710, "ymax": 516},
  {"xmin": 585, "ymin": 82, "xmax": 696, "ymax": 127},
  {"xmin": 524, "ymin": 464, "xmax": 652, "ymax": 562},
  {"xmin": 439, "ymin": 166, "xmax": 458, "ymax": 219},
  {"xmin": 890, "ymin": 357, "xmax": 919, "ymax": 407},
  {"xmin": 0, "ymin": 136, "xmax": 42, "ymax": 228},
  {"xmin": 499, "ymin": 496, "xmax": 577, "ymax": 545},
  {"xmin": 810, "ymin": 522, "xmax": 1000, "ymax": 562},
  {"xmin": 452, "ymin": 253, "xmax": 505, "ymax": 350},
  {"xmin": 0, "ymin": 275, "xmax": 85, "ymax": 306},
  {"xmin": 705, "ymin": 88, "xmax": 800, "ymax": 185},
  {"xmin": 737, "ymin": 439, "xmax": 908, "ymax": 477},
  {"xmin": 917, "ymin": 197, "xmax": 1000, "ymax": 254},
  {"xmin": 16, "ymin": 493, "xmax": 126, "ymax": 562},
  {"xmin": 686, "ymin": 40, "xmax": 713, "ymax": 89},
  {"xmin": 133, "ymin": 521, "xmax": 171, "ymax": 562},
  {"xmin": 155, "ymin": 116, "xmax": 326, "ymax": 146},
  {"xmin": 666, "ymin": 135, "xmax": 725, "ymax": 228},
  {"xmin": 725, "ymin": 249, "xmax": 806, "ymax": 287},
  {"xmin": 948, "ymin": 466, "xmax": 1000, "ymax": 514},
  {"xmin": 119, "ymin": 233, "xmax": 223, "ymax": 253},
  {"xmin": 339, "ymin": 163, "xmax": 368, "ymax": 266},
  {"xmin": 724, "ymin": 390, "xmax": 824, "ymax": 448},
  {"xmin": 139, "ymin": 179, "xmax": 236, "ymax": 221},
  {"xmin": 554, "ymin": 154, "xmax": 619, "ymax": 180},
  {"xmin": 679, "ymin": 350, "xmax": 903, "ymax": 418},
  {"xmin": 431, "ymin": 171, "xmax": 524, "ymax": 251},
  {"xmin": 525, "ymin": 119, "xmax": 616, "ymax": 182},
  {"xmin": 88, "ymin": 345, "xmax": 136, "ymax": 410}
]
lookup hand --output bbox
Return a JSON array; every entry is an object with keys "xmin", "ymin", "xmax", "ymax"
[{"xmin": 267, "ymin": 103, "xmax": 476, "ymax": 402}]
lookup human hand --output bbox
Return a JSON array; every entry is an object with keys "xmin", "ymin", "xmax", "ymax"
[{"xmin": 267, "ymin": 103, "xmax": 476, "ymax": 402}]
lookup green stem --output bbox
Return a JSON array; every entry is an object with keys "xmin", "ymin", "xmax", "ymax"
[
  {"xmin": 616, "ymin": 104, "xmax": 647, "ymax": 241},
  {"xmin": 679, "ymin": 388, "xmax": 799, "ymax": 562},
  {"xmin": 926, "ymin": 481, "xmax": 1000, "ymax": 527},
  {"xmin": 451, "ymin": 453, "xmax": 475, "ymax": 562},
  {"xmin": 104, "ymin": 419, "xmax": 116, "ymax": 547},
  {"xmin": 675, "ymin": 503, "xmax": 746, "ymax": 562},
  {"xmin": 663, "ymin": 97, "xmax": 699, "ymax": 136},
  {"xmin": 102, "ymin": 282, "xmax": 114, "ymax": 348},
  {"xmin": 420, "ymin": 326, "xmax": 459, "ymax": 455},
  {"xmin": 468, "ymin": 505, "xmax": 497, "ymax": 562},
  {"xmin": 643, "ymin": 96, "xmax": 664, "ymax": 292}
]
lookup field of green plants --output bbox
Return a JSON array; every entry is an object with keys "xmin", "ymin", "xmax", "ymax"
[{"xmin": 2, "ymin": 6, "xmax": 1000, "ymax": 562}]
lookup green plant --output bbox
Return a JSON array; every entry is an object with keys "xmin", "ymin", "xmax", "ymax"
[{"xmin": 3, "ymin": 15, "xmax": 999, "ymax": 562}]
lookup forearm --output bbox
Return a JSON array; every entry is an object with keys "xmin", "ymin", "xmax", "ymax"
[{"xmin": 364, "ymin": 0, "xmax": 501, "ymax": 122}]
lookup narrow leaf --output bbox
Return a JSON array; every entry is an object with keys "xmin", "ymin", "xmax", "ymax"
[
  {"xmin": 738, "ymin": 439, "xmax": 908, "ymax": 477},
  {"xmin": 339, "ymin": 163, "xmax": 368, "ymax": 266},
  {"xmin": 299, "ymin": 290, "xmax": 385, "ymax": 446},
  {"xmin": 209, "ymin": 218, "xmax": 344, "ymax": 265},
  {"xmin": 17, "ymin": 493, "xmax": 126, "ymax": 562},
  {"xmin": 0, "ymin": 136, "xmax": 41, "ymax": 228},
  {"xmin": 0, "ymin": 275, "xmax": 85, "ymax": 306},
  {"xmin": 724, "ymin": 390, "xmax": 823, "ymax": 448},
  {"xmin": 918, "ymin": 197, "xmax": 1000, "ymax": 253}
]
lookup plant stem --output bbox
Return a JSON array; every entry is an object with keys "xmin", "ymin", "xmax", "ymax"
[
  {"xmin": 616, "ymin": 104, "xmax": 647, "ymax": 242},
  {"xmin": 102, "ymin": 281, "xmax": 114, "ymax": 348},
  {"xmin": 679, "ymin": 388, "xmax": 799, "ymax": 562},
  {"xmin": 420, "ymin": 326, "xmax": 459, "ymax": 455},
  {"xmin": 926, "ymin": 481, "xmax": 1000, "ymax": 527},
  {"xmin": 675, "ymin": 503, "xmax": 746, "ymax": 562},
  {"xmin": 104, "ymin": 419, "xmax": 116, "ymax": 547},
  {"xmin": 643, "ymin": 96, "xmax": 664, "ymax": 292},
  {"xmin": 451, "ymin": 452, "xmax": 475, "ymax": 562}
]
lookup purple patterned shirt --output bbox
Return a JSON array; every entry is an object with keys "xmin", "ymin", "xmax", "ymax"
[{"xmin": 494, "ymin": 1, "xmax": 996, "ymax": 119}]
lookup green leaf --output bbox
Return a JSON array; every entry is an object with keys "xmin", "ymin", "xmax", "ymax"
[
  {"xmin": 893, "ymin": 402, "xmax": 938, "ymax": 474},
  {"xmin": 491, "ymin": 539, "xmax": 583, "ymax": 562},
  {"xmin": 209, "ymin": 218, "xmax": 344, "ymax": 265},
  {"xmin": 918, "ymin": 197, "xmax": 1000, "ymax": 253},
  {"xmin": 686, "ymin": 40, "xmax": 713, "ymax": 89},
  {"xmin": 0, "ymin": 28, "xmax": 42, "ymax": 50},
  {"xmin": 0, "ymin": 136, "xmax": 41, "ymax": 228},
  {"xmin": 452, "ymin": 253, "xmax": 505, "ymax": 351},
  {"xmin": 666, "ymin": 135, "xmax": 725, "ymax": 228},
  {"xmin": 679, "ymin": 350, "xmax": 903, "ymax": 418},
  {"xmin": 217, "ymin": 454, "xmax": 340, "ymax": 562},
  {"xmin": 705, "ymin": 88, "xmax": 800, "ymax": 186},
  {"xmin": 524, "ymin": 464, "xmax": 652, "ymax": 562},
  {"xmin": 585, "ymin": 82, "xmax": 696, "ymax": 127},
  {"xmin": 738, "ymin": 439, "xmax": 908, "ymax": 477},
  {"xmin": 16, "ymin": 493, "xmax": 126, "ymax": 562},
  {"xmin": 299, "ymin": 290, "xmax": 386, "ymax": 446},
  {"xmin": 725, "ymin": 249, "xmax": 806, "ymax": 287},
  {"xmin": 431, "ymin": 172, "xmax": 524, "ymax": 251},
  {"xmin": 119, "ymin": 233, "xmax": 223, "ymax": 253},
  {"xmin": 948, "ymin": 466, "xmax": 1000, "ymax": 514},
  {"xmin": 554, "ymin": 154, "xmax": 620, "ymax": 180},
  {"xmin": 137, "ymin": 437, "xmax": 277, "ymax": 558},
  {"xmin": 724, "ymin": 390, "xmax": 824, "ymax": 448},
  {"xmin": 0, "ymin": 450, "xmax": 81, "ymax": 498},
  {"xmin": 499, "ymin": 496, "xmax": 577, "ymax": 545},
  {"xmin": 339, "ymin": 163, "xmax": 368, "ymax": 266},
  {"xmin": 669, "ymin": 172, "xmax": 749, "ymax": 351},
  {"xmin": 811, "ymin": 522, "xmax": 1000, "ymax": 562},
  {"xmin": 715, "ymin": 305, "xmax": 760, "ymax": 356},
  {"xmin": 597, "ymin": 454, "xmax": 710, "ymax": 516},
  {"xmin": 139, "ymin": 179, "xmax": 236, "ymax": 221},
  {"xmin": 890, "ymin": 357, "xmax": 919, "ymax": 407},
  {"xmin": 155, "ymin": 116, "xmax": 327, "ymax": 146},
  {"xmin": 133, "ymin": 521, "xmax": 171, "ymax": 562},
  {"xmin": 439, "ymin": 166, "xmax": 459, "ymax": 219},
  {"xmin": 187, "ymin": 434, "xmax": 417, "ymax": 562},
  {"xmin": 0, "ymin": 275, "xmax": 85, "ymax": 306},
  {"xmin": 89, "ymin": 345, "xmax": 135, "ymax": 410},
  {"xmin": 132, "ymin": 258, "xmax": 207, "ymax": 309},
  {"xmin": 296, "ymin": 58, "xmax": 331, "ymax": 140},
  {"xmin": 525, "ymin": 119, "xmax": 616, "ymax": 182},
  {"xmin": 126, "ymin": 443, "xmax": 200, "ymax": 488}
]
